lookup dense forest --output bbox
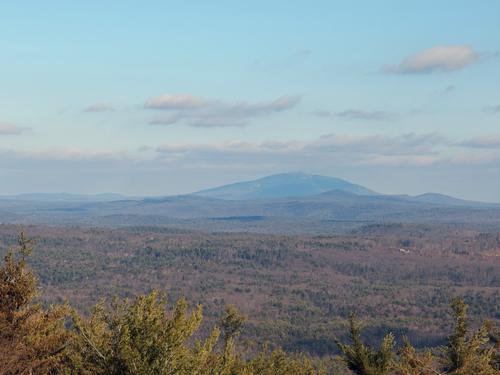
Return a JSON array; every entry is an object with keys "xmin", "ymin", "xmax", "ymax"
[
  {"xmin": 1, "ymin": 232, "xmax": 499, "ymax": 374},
  {"xmin": 0, "ymin": 224, "xmax": 498, "ymax": 354}
]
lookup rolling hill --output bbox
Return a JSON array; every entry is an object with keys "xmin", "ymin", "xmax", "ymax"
[
  {"xmin": 1, "ymin": 173, "xmax": 499, "ymax": 233},
  {"xmin": 0, "ymin": 193, "xmax": 130, "ymax": 202}
]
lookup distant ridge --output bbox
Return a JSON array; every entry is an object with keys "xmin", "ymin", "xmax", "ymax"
[
  {"xmin": 411, "ymin": 193, "xmax": 493, "ymax": 207},
  {"xmin": 1, "ymin": 173, "xmax": 500, "ymax": 232},
  {"xmin": 0, "ymin": 193, "xmax": 131, "ymax": 202},
  {"xmin": 193, "ymin": 172, "xmax": 377, "ymax": 200}
]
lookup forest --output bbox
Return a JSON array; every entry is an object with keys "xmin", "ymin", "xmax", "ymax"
[
  {"xmin": 1, "ymin": 231, "xmax": 499, "ymax": 374},
  {"xmin": 1, "ymin": 224, "xmax": 499, "ymax": 353}
]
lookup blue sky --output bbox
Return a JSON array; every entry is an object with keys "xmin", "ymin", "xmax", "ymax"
[{"xmin": 1, "ymin": 1, "xmax": 500, "ymax": 200}]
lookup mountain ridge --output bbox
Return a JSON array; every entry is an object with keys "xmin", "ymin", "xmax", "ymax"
[
  {"xmin": 0, "ymin": 193, "xmax": 131, "ymax": 202},
  {"xmin": 1, "ymin": 173, "xmax": 496, "ymax": 207},
  {"xmin": 193, "ymin": 172, "xmax": 378, "ymax": 200}
]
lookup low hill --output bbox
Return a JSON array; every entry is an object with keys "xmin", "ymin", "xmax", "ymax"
[
  {"xmin": 0, "ymin": 193, "xmax": 130, "ymax": 202},
  {"xmin": 411, "ymin": 193, "xmax": 493, "ymax": 207}
]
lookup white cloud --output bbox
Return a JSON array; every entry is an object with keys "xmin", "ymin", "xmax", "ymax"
[
  {"xmin": 310, "ymin": 109, "xmax": 333, "ymax": 118},
  {"xmin": 334, "ymin": 110, "xmax": 396, "ymax": 121},
  {"xmin": 188, "ymin": 117, "xmax": 249, "ymax": 128},
  {"xmin": 308, "ymin": 132, "xmax": 444, "ymax": 156},
  {"xmin": 83, "ymin": 102, "xmax": 114, "ymax": 112},
  {"xmin": 5, "ymin": 132, "xmax": 500, "ymax": 171},
  {"xmin": 311, "ymin": 109, "xmax": 396, "ymax": 121},
  {"xmin": 156, "ymin": 140, "xmax": 302, "ymax": 156},
  {"xmin": 0, "ymin": 123, "xmax": 29, "ymax": 135},
  {"xmin": 144, "ymin": 94, "xmax": 209, "ymax": 110},
  {"xmin": 3, "ymin": 136, "xmax": 500, "ymax": 198},
  {"xmin": 154, "ymin": 133, "xmax": 449, "ymax": 168},
  {"xmin": 149, "ymin": 114, "xmax": 183, "ymax": 126},
  {"xmin": 145, "ymin": 94, "xmax": 301, "ymax": 128},
  {"xmin": 459, "ymin": 135, "xmax": 500, "ymax": 149},
  {"xmin": 385, "ymin": 45, "xmax": 480, "ymax": 74}
]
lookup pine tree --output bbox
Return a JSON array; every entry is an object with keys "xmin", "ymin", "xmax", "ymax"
[
  {"xmin": 487, "ymin": 323, "xmax": 500, "ymax": 371},
  {"xmin": 336, "ymin": 314, "xmax": 395, "ymax": 375},
  {"xmin": 69, "ymin": 291, "xmax": 209, "ymax": 374},
  {"xmin": 442, "ymin": 298, "xmax": 497, "ymax": 375},
  {"xmin": 392, "ymin": 337, "xmax": 439, "ymax": 375},
  {"xmin": 0, "ymin": 232, "xmax": 71, "ymax": 375}
]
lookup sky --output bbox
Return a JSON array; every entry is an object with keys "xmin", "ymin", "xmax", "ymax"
[{"xmin": 1, "ymin": 1, "xmax": 500, "ymax": 200}]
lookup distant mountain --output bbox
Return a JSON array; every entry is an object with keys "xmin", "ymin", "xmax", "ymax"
[
  {"xmin": 0, "ymin": 193, "xmax": 130, "ymax": 202},
  {"xmin": 411, "ymin": 193, "xmax": 492, "ymax": 207},
  {"xmin": 194, "ymin": 173, "xmax": 377, "ymax": 200},
  {"xmin": 1, "ymin": 173, "xmax": 500, "ymax": 234}
]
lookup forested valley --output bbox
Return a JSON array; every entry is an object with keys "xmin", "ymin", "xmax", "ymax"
[{"xmin": 1, "ymin": 227, "xmax": 499, "ymax": 374}]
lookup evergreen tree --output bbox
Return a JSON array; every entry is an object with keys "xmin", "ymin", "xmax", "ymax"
[
  {"xmin": 68, "ymin": 291, "xmax": 210, "ymax": 374},
  {"xmin": 336, "ymin": 314, "xmax": 394, "ymax": 375},
  {"xmin": 487, "ymin": 323, "xmax": 500, "ymax": 371},
  {"xmin": 392, "ymin": 337, "xmax": 439, "ymax": 375},
  {"xmin": 442, "ymin": 298, "xmax": 497, "ymax": 375},
  {"xmin": 0, "ymin": 233, "xmax": 71, "ymax": 375}
]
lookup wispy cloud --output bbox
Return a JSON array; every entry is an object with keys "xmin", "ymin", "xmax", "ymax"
[
  {"xmin": 311, "ymin": 109, "xmax": 396, "ymax": 121},
  {"xmin": 442, "ymin": 85, "xmax": 456, "ymax": 94},
  {"xmin": 156, "ymin": 140, "xmax": 303, "ymax": 156},
  {"xmin": 0, "ymin": 123, "xmax": 29, "ymax": 135},
  {"xmin": 384, "ymin": 45, "xmax": 480, "ymax": 74},
  {"xmin": 155, "ymin": 132, "xmax": 448, "ymax": 168},
  {"xmin": 459, "ymin": 135, "xmax": 500, "ymax": 149},
  {"xmin": 335, "ymin": 110, "xmax": 396, "ymax": 121},
  {"xmin": 310, "ymin": 109, "xmax": 333, "ymax": 118},
  {"xmin": 4, "ymin": 132, "xmax": 500, "ymax": 176},
  {"xmin": 309, "ymin": 132, "xmax": 445, "ymax": 156},
  {"xmin": 146, "ymin": 94, "xmax": 301, "ymax": 127},
  {"xmin": 144, "ymin": 94, "xmax": 209, "ymax": 110},
  {"xmin": 83, "ymin": 102, "xmax": 115, "ymax": 113},
  {"xmin": 484, "ymin": 104, "xmax": 500, "ymax": 113},
  {"xmin": 0, "ymin": 148, "xmax": 135, "ymax": 161}
]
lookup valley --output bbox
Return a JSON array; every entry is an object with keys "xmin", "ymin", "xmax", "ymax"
[{"xmin": 1, "ymin": 222, "xmax": 498, "ymax": 355}]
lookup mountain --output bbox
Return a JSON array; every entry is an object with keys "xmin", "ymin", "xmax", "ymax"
[
  {"xmin": 1, "ymin": 174, "xmax": 500, "ymax": 234},
  {"xmin": 194, "ymin": 173, "xmax": 377, "ymax": 200},
  {"xmin": 411, "ymin": 193, "xmax": 493, "ymax": 207}
]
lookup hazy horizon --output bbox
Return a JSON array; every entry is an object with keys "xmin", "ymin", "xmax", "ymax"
[
  {"xmin": 2, "ymin": 171, "xmax": 500, "ymax": 204},
  {"xmin": 2, "ymin": 2, "xmax": 500, "ymax": 201}
]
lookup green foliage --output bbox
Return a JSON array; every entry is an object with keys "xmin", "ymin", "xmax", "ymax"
[
  {"xmin": 339, "ymin": 299, "xmax": 500, "ymax": 375},
  {"xmin": 243, "ymin": 347, "xmax": 327, "ymax": 375},
  {"xmin": 69, "ymin": 292, "xmax": 209, "ymax": 374},
  {"xmin": 336, "ymin": 314, "xmax": 395, "ymax": 375},
  {"xmin": 0, "ymin": 232, "xmax": 71, "ymax": 374},
  {"xmin": 488, "ymin": 324, "xmax": 500, "ymax": 371},
  {"xmin": 220, "ymin": 304, "xmax": 246, "ymax": 342},
  {"xmin": 68, "ymin": 293, "xmax": 328, "ymax": 375},
  {"xmin": 0, "ymin": 232, "xmax": 37, "ymax": 329},
  {"xmin": 442, "ymin": 298, "xmax": 497, "ymax": 375},
  {"xmin": 392, "ymin": 337, "xmax": 437, "ymax": 375}
]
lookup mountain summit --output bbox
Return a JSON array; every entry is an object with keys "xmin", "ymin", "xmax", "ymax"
[{"xmin": 194, "ymin": 173, "xmax": 377, "ymax": 200}]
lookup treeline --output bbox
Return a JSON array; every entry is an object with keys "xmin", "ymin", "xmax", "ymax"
[{"xmin": 1, "ymin": 234, "xmax": 499, "ymax": 374}]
